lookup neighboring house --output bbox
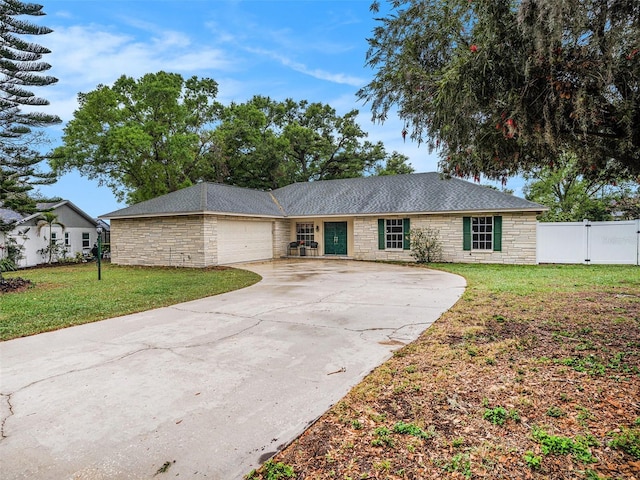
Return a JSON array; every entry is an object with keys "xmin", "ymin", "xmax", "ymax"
[
  {"xmin": 102, "ymin": 172, "xmax": 547, "ymax": 266},
  {"xmin": 0, "ymin": 200, "xmax": 100, "ymax": 268},
  {"xmin": 96, "ymin": 219, "xmax": 111, "ymax": 246}
]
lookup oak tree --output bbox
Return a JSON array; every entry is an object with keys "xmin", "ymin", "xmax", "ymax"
[
  {"xmin": 51, "ymin": 72, "xmax": 223, "ymax": 204},
  {"xmin": 209, "ymin": 96, "xmax": 412, "ymax": 189}
]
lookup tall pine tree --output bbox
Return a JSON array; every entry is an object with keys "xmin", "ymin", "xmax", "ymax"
[{"xmin": 0, "ymin": 0, "xmax": 60, "ymax": 222}]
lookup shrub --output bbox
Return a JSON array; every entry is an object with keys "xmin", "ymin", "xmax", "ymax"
[{"xmin": 410, "ymin": 227, "xmax": 443, "ymax": 263}]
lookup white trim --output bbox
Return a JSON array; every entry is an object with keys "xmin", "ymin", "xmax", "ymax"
[
  {"xmin": 287, "ymin": 208, "xmax": 545, "ymax": 219},
  {"xmin": 102, "ymin": 211, "xmax": 285, "ymax": 220}
]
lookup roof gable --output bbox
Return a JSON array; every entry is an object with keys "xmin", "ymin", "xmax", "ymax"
[{"xmin": 1, "ymin": 200, "xmax": 98, "ymax": 227}]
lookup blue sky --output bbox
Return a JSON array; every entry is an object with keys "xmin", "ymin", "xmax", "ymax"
[{"xmin": 32, "ymin": 0, "xmax": 522, "ymax": 218}]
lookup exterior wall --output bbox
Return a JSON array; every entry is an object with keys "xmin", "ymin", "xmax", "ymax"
[
  {"xmin": 287, "ymin": 217, "xmax": 354, "ymax": 256},
  {"xmin": 274, "ymin": 218, "xmax": 292, "ymax": 258},
  {"xmin": 111, "ymin": 215, "xmax": 208, "ymax": 267},
  {"xmin": 3, "ymin": 204, "xmax": 99, "ymax": 268},
  {"xmin": 111, "ymin": 214, "xmax": 282, "ymax": 267},
  {"xmin": 353, "ymin": 212, "xmax": 538, "ymax": 265},
  {"xmin": 110, "ymin": 211, "xmax": 538, "ymax": 267},
  {"xmin": 203, "ymin": 216, "xmax": 217, "ymax": 266}
]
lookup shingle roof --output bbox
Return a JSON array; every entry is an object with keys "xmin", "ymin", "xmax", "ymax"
[
  {"xmin": 102, "ymin": 173, "xmax": 546, "ymax": 219},
  {"xmin": 0, "ymin": 208, "xmax": 24, "ymax": 223},
  {"xmin": 274, "ymin": 173, "xmax": 544, "ymax": 216},
  {"xmin": 102, "ymin": 182, "xmax": 284, "ymax": 218}
]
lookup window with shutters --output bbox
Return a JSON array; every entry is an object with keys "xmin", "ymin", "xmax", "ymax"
[
  {"xmin": 472, "ymin": 216, "xmax": 493, "ymax": 250},
  {"xmin": 378, "ymin": 218, "xmax": 410, "ymax": 250},
  {"xmin": 386, "ymin": 219, "xmax": 404, "ymax": 249},
  {"xmin": 463, "ymin": 216, "xmax": 502, "ymax": 252}
]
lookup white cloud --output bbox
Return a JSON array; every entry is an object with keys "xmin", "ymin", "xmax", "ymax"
[
  {"xmin": 247, "ymin": 47, "xmax": 365, "ymax": 87},
  {"xmin": 43, "ymin": 24, "xmax": 235, "ymax": 122}
]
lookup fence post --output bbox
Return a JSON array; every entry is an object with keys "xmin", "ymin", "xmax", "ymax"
[
  {"xmin": 636, "ymin": 219, "xmax": 640, "ymax": 266},
  {"xmin": 583, "ymin": 219, "xmax": 591, "ymax": 264}
]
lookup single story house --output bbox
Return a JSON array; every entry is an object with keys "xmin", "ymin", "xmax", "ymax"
[
  {"xmin": 0, "ymin": 200, "xmax": 103, "ymax": 268},
  {"xmin": 101, "ymin": 172, "xmax": 547, "ymax": 266}
]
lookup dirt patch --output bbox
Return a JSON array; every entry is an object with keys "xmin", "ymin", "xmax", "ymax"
[
  {"xmin": 0, "ymin": 277, "xmax": 32, "ymax": 294},
  {"xmin": 249, "ymin": 287, "xmax": 640, "ymax": 479}
]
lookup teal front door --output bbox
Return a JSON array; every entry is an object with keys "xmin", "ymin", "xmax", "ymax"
[{"xmin": 324, "ymin": 222, "xmax": 347, "ymax": 255}]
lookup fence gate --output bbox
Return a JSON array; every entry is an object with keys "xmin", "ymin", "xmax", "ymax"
[{"xmin": 537, "ymin": 220, "xmax": 640, "ymax": 265}]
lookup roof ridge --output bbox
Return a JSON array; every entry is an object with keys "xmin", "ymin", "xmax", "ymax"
[
  {"xmin": 200, "ymin": 183, "xmax": 208, "ymax": 210},
  {"xmin": 268, "ymin": 191, "xmax": 286, "ymax": 216}
]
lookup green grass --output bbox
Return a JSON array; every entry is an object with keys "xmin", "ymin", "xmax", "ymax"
[
  {"xmin": 1, "ymin": 263, "xmax": 260, "ymax": 341},
  {"xmin": 428, "ymin": 263, "xmax": 640, "ymax": 296}
]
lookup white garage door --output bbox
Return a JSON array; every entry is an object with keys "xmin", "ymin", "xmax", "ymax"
[{"xmin": 217, "ymin": 220, "xmax": 273, "ymax": 264}]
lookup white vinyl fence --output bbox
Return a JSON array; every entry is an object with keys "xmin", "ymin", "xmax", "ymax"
[{"xmin": 537, "ymin": 219, "xmax": 640, "ymax": 265}]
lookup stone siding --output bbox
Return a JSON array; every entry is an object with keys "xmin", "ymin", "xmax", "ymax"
[
  {"xmin": 353, "ymin": 212, "xmax": 538, "ymax": 264},
  {"xmin": 111, "ymin": 216, "xmax": 210, "ymax": 267},
  {"xmin": 112, "ymin": 211, "xmax": 538, "ymax": 267},
  {"xmin": 273, "ymin": 218, "xmax": 292, "ymax": 258}
]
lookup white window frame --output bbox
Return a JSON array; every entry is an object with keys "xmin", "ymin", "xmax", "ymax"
[
  {"xmin": 82, "ymin": 232, "xmax": 90, "ymax": 249},
  {"xmin": 385, "ymin": 219, "xmax": 404, "ymax": 250},
  {"xmin": 472, "ymin": 216, "xmax": 493, "ymax": 250},
  {"xmin": 296, "ymin": 222, "xmax": 315, "ymax": 245},
  {"xmin": 64, "ymin": 232, "xmax": 70, "ymax": 247}
]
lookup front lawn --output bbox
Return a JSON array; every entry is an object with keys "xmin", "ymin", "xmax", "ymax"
[
  {"xmin": 249, "ymin": 264, "xmax": 640, "ymax": 480},
  {"xmin": 0, "ymin": 263, "xmax": 260, "ymax": 341}
]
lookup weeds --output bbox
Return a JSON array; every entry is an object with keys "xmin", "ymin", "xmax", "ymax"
[
  {"xmin": 371, "ymin": 427, "xmax": 394, "ymax": 448},
  {"xmin": 531, "ymin": 427, "xmax": 597, "ymax": 463},
  {"xmin": 483, "ymin": 406, "xmax": 520, "ymax": 426},
  {"xmin": 392, "ymin": 421, "xmax": 434, "ymax": 439},
  {"xmin": 523, "ymin": 451, "xmax": 542, "ymax": 470},
  {"xmin": 245, "ymin": 460, "xmax": 295, "ymax": 480},
  {"xmin": 442, "ymin": 452, "xmax": 472, "ymax": 479},
  {"xmin": 558, "ymin": 355, "xmax": 606, "ymax": 376},
  {"xmin": 584, "ymin": 470, "xmax": 609, "ymax": 480},
  {"xmin": 608, "ymin": 427, "xmax": 640, "ymax": 459},
  {"xmin": 546, "ymin": 406, "xmax": 566, "ymax": 418}
]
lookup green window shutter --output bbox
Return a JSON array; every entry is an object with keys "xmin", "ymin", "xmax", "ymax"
[
  {"xmin": 493, "ymin": 216, "xmax": 502, "ymax": 252},
  {"xmin": 463, "ymin": 217, "xmax": 471, "ymax": 251},
  {"xmin": 403, "ymin": 218, "xmax": 411, "ymax": 250},
  {"xmin": 378, "ymin": 219, "xmax": 385, "ymax": 250}
]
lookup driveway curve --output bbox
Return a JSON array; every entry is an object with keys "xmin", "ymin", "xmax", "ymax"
[{"xmin": 0, "ymin": 260, "xmax": 465, "ymax": 479}]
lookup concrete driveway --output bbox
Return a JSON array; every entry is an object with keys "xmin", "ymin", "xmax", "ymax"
[{"xmin": 0, "ymin": 260, "xmax": 465, "ymax": 479}]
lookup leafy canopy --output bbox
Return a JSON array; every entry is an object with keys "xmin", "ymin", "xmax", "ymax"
[
  {"xmin": 51, "ymin": 72, "xmax": 223, "ymax": 204},
  {"xmin": 211, "ymin": 95, "xmax": 412, "ymax": 190},
  {"xmin": 359, "ymin": 0, "xmax": 640, "ymax": 182},
  {"xmin": 53, "ymin": 84, "xmax": 414, "ymax": 202},
  {"xmin": 524, "ymin": 152, "xmax": 640, "ymax": 221}
]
